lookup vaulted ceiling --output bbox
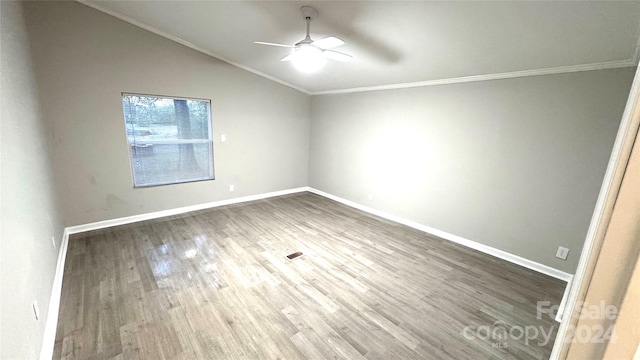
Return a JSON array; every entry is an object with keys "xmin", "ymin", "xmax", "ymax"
[{"xmin": 84, "ymin": 1, "xmax": 640, "ymax": 94}]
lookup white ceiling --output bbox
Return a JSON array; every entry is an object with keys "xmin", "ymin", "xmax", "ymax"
[{"xmin": 84, "ymin": 1, "xmax": 640, "ymax": 94}]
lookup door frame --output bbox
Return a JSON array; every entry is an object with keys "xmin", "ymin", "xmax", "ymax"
[{"xmin": 550, "ymin": 64, "xmax": 640, "ymax": 359}]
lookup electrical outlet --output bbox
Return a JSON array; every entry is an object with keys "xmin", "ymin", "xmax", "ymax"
[
  {"xmin": 556, "ymin": 246, "xmax": 570, "ymax": 260},
  {"xmin": 229, "ymin": 184, "xmax": 235, "ymax": 192},
  {"xmin": 51, "ymin": 236, "xmax": 56, "ymax": 249},
  {"xmin": 368, "ymin": 193, "xmax": 374, "ymax": 201},
  {"xmin": 221, "ymin": 134, "xmax": 226, "ymax": 142},
  {"xmin": 32, "ymin": 299, "xmax": 40, "ymax": 320}
]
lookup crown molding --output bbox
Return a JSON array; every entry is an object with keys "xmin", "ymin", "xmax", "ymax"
[
  {"xmin": 78, "ymin": 0, "xmax": 639, "ymax": 97},
  {"xmin": 311, "ymin": 60, "xmax": 637, "ymax": 95},
  {"xmin": 77, "ymin": 1, "xmax": 311, "ymax": 95}
]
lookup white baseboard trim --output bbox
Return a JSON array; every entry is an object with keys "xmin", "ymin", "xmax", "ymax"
[
  {"xmin": 65, "ymin": 187, "xmax": 308, "ymax": 235},
  {"xmin": 40, "ymin": 228, "xmax": 70, "ymax": 360},
  {"xmin": 39, "ymin": 187, "xmax": 307, "ymax": 360},
  {"xmin": 40, "ymin": 185, "xmax": 571, "ymax": 359},
  {"xmin": 307, "ymin": 187, "xmax": 573, "ymax": 282},
  {"xmin": 555, "ymin": 275, "xmax": 574, "ymax": 322}
]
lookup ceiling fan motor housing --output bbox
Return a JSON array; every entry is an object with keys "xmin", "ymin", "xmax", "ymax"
[{"xmin": 300, "ymin": 6, "xmax": 318, "ymax": 21}]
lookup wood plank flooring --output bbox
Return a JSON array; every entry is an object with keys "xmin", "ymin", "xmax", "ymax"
[{"xmin": 53, "ymin": 192, "xmax": 565, "ymax": 359}]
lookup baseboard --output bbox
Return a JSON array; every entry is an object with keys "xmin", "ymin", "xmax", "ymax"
[
  {"xmin": 555, "ymin": 276, "xmax": 574, "ymax": 322},
  {"xmin": 39, "ymin": 187, "xmax": 307, "ymax": 360},
  {"xmin": 39, "ymin": 228, "xmax": 70, "ymax": 360},
  {"xmin": 40, "ymin": 185, "xmax": 571, "ymax": 359},
  {"xmin": 65, "ymin": 187, "xmax": 308, "ymax": 235},
  {"xmin": 307, "ymin": 187, "xmax": 573, "ymax": 282}
]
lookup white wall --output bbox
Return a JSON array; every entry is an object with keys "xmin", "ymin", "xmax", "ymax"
[
  {"xmin": 309, "ymin": 68, "xmax": 634, "ymax": 273},
  {"xmin": 0, "ymin": 2, "xmax": 65, "ymax": 358},
  {"xmin": 23, "ymin": 1, "xmax": 311, "ymax": 227}
]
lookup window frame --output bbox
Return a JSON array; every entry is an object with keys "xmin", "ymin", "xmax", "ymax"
[{"xmin": 121, "ymin": 92, "xmax": 215, "ymax": 188}]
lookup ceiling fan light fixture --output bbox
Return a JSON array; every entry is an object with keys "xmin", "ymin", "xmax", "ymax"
[
  {"xmin": 256, "ymin": 6, "xmax": 351, "ymax": 73},
  {"xmin": 291, "ymin": 45, "xmax": 326, "ymax": 73}
]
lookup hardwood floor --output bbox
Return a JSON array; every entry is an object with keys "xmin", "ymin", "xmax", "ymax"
[{"xmin": 53, "ymin": 192, "xmax": 565, "ymax": 359}]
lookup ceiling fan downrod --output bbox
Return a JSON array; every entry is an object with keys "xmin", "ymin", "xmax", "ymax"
[{"xmin": 299, "ymin": 6, "xmax": 318, "ymax": 45}]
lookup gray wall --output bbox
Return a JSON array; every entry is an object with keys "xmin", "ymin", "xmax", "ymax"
[
  {"xmin": 23, "ymin": 1, "xmax": 311, "ymax": 227},
  {"xmin": 309, "ymin": 68, "xmax": 634, "ymax": 273},
  {"xmin": 6, "ymin": 1, "xmax": 634, "ymax": 357},
  {"xmin": 0, "ymin": 2, "xmax": 65, "ymax": 358}
]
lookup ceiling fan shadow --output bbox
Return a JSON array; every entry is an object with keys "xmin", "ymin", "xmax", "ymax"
[{"xmin": 322, "ymin": 16, "xmax": 403, "ymax": 66}]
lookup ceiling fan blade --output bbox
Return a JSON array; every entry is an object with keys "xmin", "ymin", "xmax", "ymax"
[
  {"xmin": 322, "ymin": 50, "xmax": 352, "ymax": 62},
  {"xmin": 254, "ymin": 41, "xmax": 295, "ymax": 48},
  {"xmin": 312, "ymin": 36, "xmax": 344, "ymax": 49}
]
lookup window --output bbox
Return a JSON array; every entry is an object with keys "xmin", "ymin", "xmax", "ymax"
[{"xmin": 122, "ymin": 93, "xmax": 214, "ymax": 187}]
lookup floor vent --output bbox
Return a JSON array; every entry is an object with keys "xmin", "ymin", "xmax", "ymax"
[{"xmin": 286, "ymin": 251, "xmax": 303, "ymax": 260}]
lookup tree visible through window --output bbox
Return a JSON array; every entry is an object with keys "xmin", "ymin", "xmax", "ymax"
[{"xmin": 122, "ymin": 93, "xmax": 214, "ymax": 187}]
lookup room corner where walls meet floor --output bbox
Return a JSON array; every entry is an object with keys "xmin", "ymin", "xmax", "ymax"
[{"xmin": 40, "ymin": 186, "xmax": 573, "ymax": 359}]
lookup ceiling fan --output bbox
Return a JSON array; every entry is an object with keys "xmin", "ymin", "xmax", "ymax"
[{"xmin": 255, "ymin": 6, "xmax": 352, "ymax": 72}]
